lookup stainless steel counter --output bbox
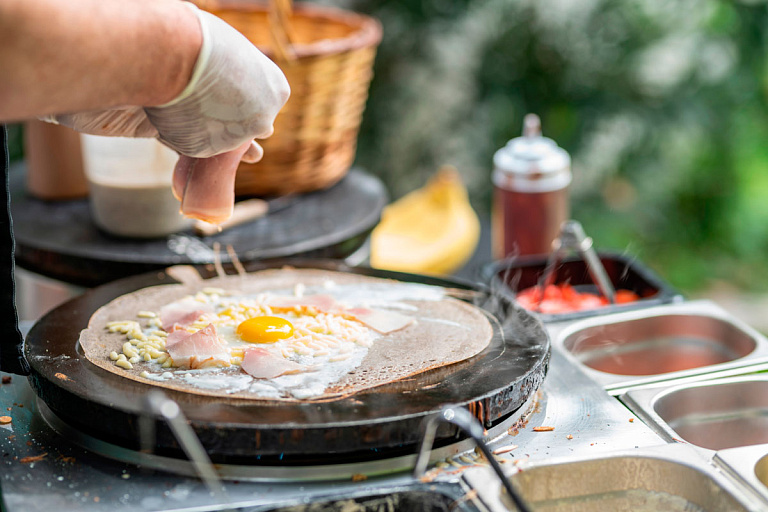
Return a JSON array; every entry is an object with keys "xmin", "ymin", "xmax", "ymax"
[
  {"xmin": 7, "ymin": 296, "xmax": 768, "ymax": 511},
  {"xmin": 0, "ymin": 343, "xmax": 663, "ymax": 512}
]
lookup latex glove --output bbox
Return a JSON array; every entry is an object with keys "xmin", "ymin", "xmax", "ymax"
[
  {"xmin": 40, "ymin": 106, "xmax": 158, "ymax": 138},
  {"xmin": 145, "ymin": 3, "xmax": 290, "ymax": 158},
  {"xmin": 44, "ymin": 3, "xmax": 289, "ymax": 161}
]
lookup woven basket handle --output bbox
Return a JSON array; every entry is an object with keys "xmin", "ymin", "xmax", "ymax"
[{"xmin": 268, "ymin": 0, "xmax": 298, "ymax": 63}]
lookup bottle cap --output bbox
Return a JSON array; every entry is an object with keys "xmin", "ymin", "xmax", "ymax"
[{"xmin": 493, "ymin": 113, "xmax": 572, "ymax": 192}]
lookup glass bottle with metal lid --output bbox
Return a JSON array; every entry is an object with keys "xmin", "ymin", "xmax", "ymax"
[{"xmin": 492, "ymin": 113, "xmax": 572, "ymax": 259}]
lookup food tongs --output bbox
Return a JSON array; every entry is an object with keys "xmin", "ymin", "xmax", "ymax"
[{"xmin": 537, "ymin": 220, "xmax": 616, "ymax": 306}]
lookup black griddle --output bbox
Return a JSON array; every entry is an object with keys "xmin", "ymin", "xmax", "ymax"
[
  {"xmin": 9, "ymin": 164, "xmax": 387, "ymax": 287},
  {"xmin": 25, "ymin": 261, "xmax": 550, "ymax": 465}
]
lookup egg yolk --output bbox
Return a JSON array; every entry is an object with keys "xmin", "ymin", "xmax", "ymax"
[{"xmin": 236, "ymin": 316, "xmax": 294, "ymax": 343}]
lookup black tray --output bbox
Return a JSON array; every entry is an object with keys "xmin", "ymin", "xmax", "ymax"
[{"xmin": 482, "ymin": 251, "xmax": 681, "ymax": 323}]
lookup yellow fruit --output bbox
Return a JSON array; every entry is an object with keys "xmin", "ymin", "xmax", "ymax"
[{"xmin": 370, "ymin": 166, "xmax": 480, "ymax": 275}]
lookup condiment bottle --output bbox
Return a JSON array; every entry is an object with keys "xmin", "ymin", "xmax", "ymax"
[
  {"xmin": 24, "ymin": 120, "xmax": 89, "ymax": 200},
  {"xmin": 492, "ymin": 114, "xmax": 572, "ymax": 259}
]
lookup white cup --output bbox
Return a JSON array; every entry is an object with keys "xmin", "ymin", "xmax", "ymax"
[{"xmin": 81, "ymin": 135, "xmax": 192, "ymax": 238}]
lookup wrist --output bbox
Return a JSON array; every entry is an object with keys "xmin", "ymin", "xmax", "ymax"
[
  {"xmin": 156, "ymin": 3, "xmax": 211, "ymax": 108},
  {"xmin": 143, "ymin": 1, "xmax": 204, "ymax": 106}
]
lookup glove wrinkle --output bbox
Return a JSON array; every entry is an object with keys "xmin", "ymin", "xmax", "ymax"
[{"xmin": 45, "ymin": 106, "xmax": 159, "ymax": 138}]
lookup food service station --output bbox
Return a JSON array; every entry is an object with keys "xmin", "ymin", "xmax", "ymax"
[{"xmin": 5, "ymin": 1, "xmax": 768, "ymax": 511}]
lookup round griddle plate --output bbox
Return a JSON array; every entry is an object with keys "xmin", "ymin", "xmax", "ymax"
[
  {"xmin": 10, "ymin": 164, "xmax": 386, "ymax": 287},
  {"xmin": 26, "ymin": 261, "xmax": 550, "ymax": 465}
]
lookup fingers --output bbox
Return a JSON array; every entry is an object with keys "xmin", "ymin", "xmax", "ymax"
[
  {"xmin": 172, "ymin": 154, "xmax": 192, "ymax": 201},
  {"xmin": 240, "ymin": 141, "xmax": 264, "ymax": 164},
  {"xmin": 258, "ymin": 124, "xmax": 275, "ymax": 138}
]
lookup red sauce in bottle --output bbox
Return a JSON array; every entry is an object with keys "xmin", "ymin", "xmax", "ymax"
[
  {"xmin": 492, "ymin": 186, "xmax": 569, "ymax": 258},
  {"xmin": 491, "ymin": 114, "xmax": 572, "ymax": 259}
]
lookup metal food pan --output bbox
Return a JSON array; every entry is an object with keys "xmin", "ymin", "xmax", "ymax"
[
  {"xmin": 714, "ymin": 443, "xmax": 768, "ymax": 508},
  {"xmin": 462, "ymin": 444, "xmax": 764, "ymax": 512},
  {"xmin": 482, "ymin": 251, "xmax": 681, "ymax": 323},
  {"xmin": 258, "ymin": 483, "xmax": 477, "ymax": 512},
  {"xmin": 622, "ymin": 376, "xmax": 768, "ymax": 452},
  {"xmin": 549, "ymin": 300, "xmax": 768, "ymax": 394}
]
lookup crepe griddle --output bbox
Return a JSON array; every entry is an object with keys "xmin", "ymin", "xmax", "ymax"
[{"xmin": 25, "ymin": 261, "xmax": 550, "ymax": 465}]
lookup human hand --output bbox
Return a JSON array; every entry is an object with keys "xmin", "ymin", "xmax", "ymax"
[{"xmin": 144, "ymin": 3, "xmax": 290, "ymax": 159}]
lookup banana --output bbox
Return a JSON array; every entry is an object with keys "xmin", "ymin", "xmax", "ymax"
[{"xmin": 370, "ymin": 166, "xmax": 480, "ymax": 276}]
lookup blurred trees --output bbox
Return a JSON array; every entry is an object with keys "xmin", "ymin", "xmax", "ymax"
[{"xmin": 346, "ymin": 0, "xmax": 768, "ymax": 292}]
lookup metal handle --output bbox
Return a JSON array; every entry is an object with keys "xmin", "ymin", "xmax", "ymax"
[
  {"xmin": 413, "ymin": 407, "xmax": 532, "ymax": 512},
  {"xmin": 140, "ymin": 391, "xmax": 231, "ymax": 506},
  {"xmin": 538, "ymin": 220, "xmax": 616, "ymax": 306}
]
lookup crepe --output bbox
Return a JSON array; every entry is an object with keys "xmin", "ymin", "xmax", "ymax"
[{"xmin": 79, "ymin": 268, "xmax": 494, "ymax": 401}]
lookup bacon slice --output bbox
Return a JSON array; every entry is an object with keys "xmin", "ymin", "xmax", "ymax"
[
  {"xmin": 345, "ymin": 307, "xmax": 415, "ymax": 334},
  {"xmin": 241, "ymin": 348, "xmax": 306, "ymax": 379},
  {"xmin": 159, "ymin": 301, "xmax": 212, "ymax": 332},
  {"xmin": 166, "ymin": 324, "xmax": 230, "ymax": 369}
]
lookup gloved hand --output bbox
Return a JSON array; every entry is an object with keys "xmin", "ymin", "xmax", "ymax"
[
  {"xmin": 146, "ymin": 3, "xmax": 290, "ymax": 158},
  {"xmin": 43, "ymin": 3, "xmax": 290, "ymax": 162}
]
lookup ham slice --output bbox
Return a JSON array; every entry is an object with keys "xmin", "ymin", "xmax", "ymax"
[
  {"xmin": 159, "ymin": 300, "xmax": 212, "ymax": 332},
  {"xmin": 345, "ymin": 307, "xmax": 415, "ymax": 334},
  {"xmin": 267, "ymin": 294, "xmax": 337, "ymax": 313},
  {"xmin": 241, "ymin": 348, "xmax": 306, "ymax": 379},
  {"xmin": 173, "ymin": 141, "xmax": 252, "ymax": 224},
  {"xmin": 166, "ymin": 324, "xmax": 230, "ymax": 369},
  {"xmin": 268, "ymin": 293, "xmax": 414, "ymax": 334},
  {"xmin": 165, "ymin": 328, "xmax": 194, "ymax": 349}
]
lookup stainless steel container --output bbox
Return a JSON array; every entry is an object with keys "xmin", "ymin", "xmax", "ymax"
[
  {"xmin": 622, "ymin": 375, "xmax": 768, "ymax": 451},
  {"xmin": 548, "ymin": 300, "xmax": 768, "ymax": 394},
  {"xmin": 715, "ymin": 443, "xmax": 768, "ymax": 507},
  {"xmin": 463, "ymin": 444, "xmax": 765, "ymax": 511}
]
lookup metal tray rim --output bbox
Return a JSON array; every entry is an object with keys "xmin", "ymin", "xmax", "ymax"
[
  {"xmin": 548, "ymin": 300, "xmax": 768, "ymax": 394},
  {"xmin": 715, "ymin": 443, "xmax": 768, "ymax": 508},
  {"xmin": 620, "ymin": 374, "xmax": 768, "ymax": 453},
  {"xmin": 462, "ymin": 443, "xmax": 766, "ymax": 512}
]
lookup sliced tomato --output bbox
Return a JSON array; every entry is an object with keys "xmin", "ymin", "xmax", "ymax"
[
  {"xmin": 615, "ymin": 289, "xmax": 641, "ymax": 303},
  {"xmin": 516, "ymin": 283, "xmax": 639, "ymax": 313}
]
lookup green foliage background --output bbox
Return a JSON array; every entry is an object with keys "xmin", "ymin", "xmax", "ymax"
[
  {"xmin": 346, "ymin": 0, "xmax": 768, "ymax": 294},
  {"xmin": 10, "ymin": 0, "xmax": 768, "ymax": 295}
]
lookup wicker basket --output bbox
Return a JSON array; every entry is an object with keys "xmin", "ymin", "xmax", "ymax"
[{"xmin": 197, "ymin": 0, "xmax": 382, "ymax": 196}]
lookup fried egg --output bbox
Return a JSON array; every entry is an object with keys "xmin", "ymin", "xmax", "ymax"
[{"xmin": 236, "ymin": 316, "xmax": 294, "ymax": 344}]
